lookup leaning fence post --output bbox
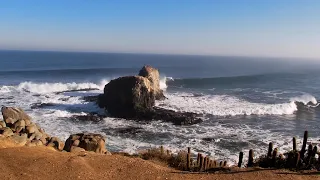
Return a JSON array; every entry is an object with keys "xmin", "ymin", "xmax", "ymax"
[
  {"xmin": 238, "ymin": 152, "xmax": 243, "ymax": 168},
  {"xmin": 247, "ymin": 149, "xmax": 254, "ymax": 167}
]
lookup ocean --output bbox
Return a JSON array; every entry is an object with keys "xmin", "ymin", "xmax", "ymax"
[{"xmin": 1, "ymin": 50, "xmax": 320, "ymax": 164}]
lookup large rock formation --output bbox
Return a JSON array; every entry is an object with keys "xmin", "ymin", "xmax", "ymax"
[
  {"xmin": 99, "ymin": 76, "xmax": 155, "ymax": 118},
  {"xmin": 98, "ymin": 66, "xmax": 203, "ymax": 125},
  {"xmin": 139, "ymin": 65, "xmax": 165, "ymax": 100},
  {"xmin": 64, "ymin": 133, "xmax": 109, "ymax": 154}
]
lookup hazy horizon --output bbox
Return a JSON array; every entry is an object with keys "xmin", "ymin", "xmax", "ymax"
[{"xmin": 1, "ymin": 0, "xmax": 320, "ymax": 59}]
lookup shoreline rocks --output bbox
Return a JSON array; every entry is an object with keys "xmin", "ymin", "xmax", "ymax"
[
  {"xmin": 1, "ymin": 107, "xmax": 62, "ymax": 148},
  {"xmin": 1, "ymin": 106, "xmax": 110, "ymax": 155}
]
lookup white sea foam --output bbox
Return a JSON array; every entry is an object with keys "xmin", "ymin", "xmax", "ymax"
[
  {"xmin": 14, "ymin": 79, "xmax": 110, "ymax": 94},
  {"xmin": 0, "ymin": 86, "xmax": 11, "ymax": 93},
  {"xmin": 155, "ymin": 93, "xmax": 316, "ymax": 116},
  {"xmin": 16, "ymin": 81, "xmax": 102, "ymax": 94}
]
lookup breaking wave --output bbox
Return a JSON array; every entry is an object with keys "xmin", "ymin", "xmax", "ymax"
[
  {"xmin": 156, "ymin": 93, "xmax": 318, "ymax": 116},
  {"xmin": 3, "ymin": 80, "xmax": 109, "ymax": 94}
]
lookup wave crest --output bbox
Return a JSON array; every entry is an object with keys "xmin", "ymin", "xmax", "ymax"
[
  {"xmin": 156, "ymin": 93, "xmax": 319, "ymax": 116},
  {"xmin": 16, "ymin": 80, "xmax": 110, "ymax": 94},
  {"xmin": 0, "ymin": 86, "xmax": 11, "ymax": 93}
]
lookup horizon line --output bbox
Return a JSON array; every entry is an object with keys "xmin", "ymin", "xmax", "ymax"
[{"xmin": 0, "ymin": 48, "xmax": 319, "ymax": 61}]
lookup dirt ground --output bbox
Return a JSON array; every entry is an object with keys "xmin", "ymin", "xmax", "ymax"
[{"xmin": 0, "ymin": 142, "xmax": 319, "ymax": 180}]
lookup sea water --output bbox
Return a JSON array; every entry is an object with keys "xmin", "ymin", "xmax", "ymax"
[{"xmin": 1, "ymin": 50, "xmax": 320, "ymax": 164}]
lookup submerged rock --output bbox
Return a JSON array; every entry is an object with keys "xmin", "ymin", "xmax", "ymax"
[
  {"xmin": 82, "ymin": 95, "xmax": 99, "ymax": 102},
  {"xmin": 143, "ymin": 107, "xmax": 203, "ymax": 125},
  {"xmin": 69, "ymin": 113, "xmax": 105, "ymax": 122},
  {"xmin": 30, "ymin": 103, "xmax": 55, "ymax": 109}
]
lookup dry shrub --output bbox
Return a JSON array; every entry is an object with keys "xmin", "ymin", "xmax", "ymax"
[{"xmin": 139, "ymin": 147, "xmax": 188, "ymax": 170}]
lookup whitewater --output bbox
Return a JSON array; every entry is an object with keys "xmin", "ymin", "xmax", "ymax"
[{"xmin": 0, "ymin": 77, "xmax": 319, "ymax": 165}]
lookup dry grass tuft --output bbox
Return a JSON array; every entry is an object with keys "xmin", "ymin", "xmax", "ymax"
[{"xmin": 139, "ymin": 146, "xmax": 188, "ymax": 170}]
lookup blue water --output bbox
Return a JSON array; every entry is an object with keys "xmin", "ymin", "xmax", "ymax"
[{"xmin": 1, "ymin": 50, "xmax": 320, "ymax": 164}]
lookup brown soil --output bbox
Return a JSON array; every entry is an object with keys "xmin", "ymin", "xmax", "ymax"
[{"xmin": 0, "ymin": 142, "xmax": 319, "ymax": 180}]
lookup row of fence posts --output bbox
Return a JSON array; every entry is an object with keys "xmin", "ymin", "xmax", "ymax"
[
  {"xmin": 185, "ymin": 147, "xmax": 228, "ymax": 171},
  {"xmin": 182, "ymin": 130, "xmax": 318, "ymax": 171}
]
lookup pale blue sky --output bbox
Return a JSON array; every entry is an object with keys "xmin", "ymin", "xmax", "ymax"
[{"xmin": 1, "ymin": 0, "xmax": 320, "ymax": 58}]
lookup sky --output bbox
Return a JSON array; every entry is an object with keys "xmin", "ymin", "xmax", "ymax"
[{"xmin": 1, "ymin": 0, "xmax": 320, "ymax": 58}]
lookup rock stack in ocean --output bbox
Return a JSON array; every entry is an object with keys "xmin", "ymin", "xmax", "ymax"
[
  {"xmin": 98, "ymin": 65, "xmax": 202, "ymax": 125},
  {"xmin": 98, "ymin": 65, "xmax": 165, "ymax": 118},
  {"xmin": 0, "ymin": 106, "xmax": 64, "ymax": 149},
  {"xmin": 99, "ymin": 76, "xmax": 156, "ymax": 118},
  {"xmin": 0, "ymin": 106, "xmax": 110, "ymax": 154},
  {"xmin": 64, "ymin": 133, "xmax": 110, "ymax": 154}
]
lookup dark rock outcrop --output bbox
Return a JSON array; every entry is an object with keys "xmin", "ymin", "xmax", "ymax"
[
  {"xmin": 64, "ymin": 133, "xmax": 109, "ymax": 154},
  {"xmin": 146, "ymin": 107, "xmax": 202, "ymax": 125},
  {"xmin": 99, "ymin": 76, "xmax": 155, "ymax": 118},
  {"xmin": 139, "ymin": 65, "xmax": 165, "ymax": 100}
]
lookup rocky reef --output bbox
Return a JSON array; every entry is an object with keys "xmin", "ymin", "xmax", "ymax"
[{"xmin": 98, "ymin": 65, "xmax": 202, "ymax": 125}]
